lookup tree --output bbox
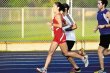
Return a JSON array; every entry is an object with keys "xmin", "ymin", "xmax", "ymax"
[
  {"xmin": 8, "ymin": 0, "xmax": 28, "ymax": 7},
  {"xmin": 0, "ymin": 0, "xmax": 9, "ymax": 7},
  {"xmin": 0, "ymin": 0, "xmax": 109, "ymax": 7}
]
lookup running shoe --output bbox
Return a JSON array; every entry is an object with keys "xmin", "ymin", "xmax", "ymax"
[{"xmin": 36, "ymin": 67, "xmax": 47, "ymax": 73}]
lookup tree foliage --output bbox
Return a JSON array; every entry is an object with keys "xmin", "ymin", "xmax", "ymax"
[{"xmin": 0, "ymin": 0, "xmax": 110, "ymax": 7}]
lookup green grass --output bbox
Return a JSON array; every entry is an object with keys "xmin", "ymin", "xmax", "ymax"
[
  {"xmin": 0, "ymin": 20, "xmax": 100, "ymax": 42},
  {"xmin": 74, "ymin": 20, "xmax": 100, "ymax": 41},
  {"xmin": 0, "ymin": 23, "xmax": 52, "ymax": 42}
]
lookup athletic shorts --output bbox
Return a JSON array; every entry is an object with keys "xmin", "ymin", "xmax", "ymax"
[
  {"xmin": 53, "ymin": 27, "xmax": 66, "ymax": 44},
  {"xmin": 99, "ymin": 34, "xmax": 110, "ymax": 49},
  {"xmin": 66, "ymin": 41, "xmax": 75, "ymax": 51}
]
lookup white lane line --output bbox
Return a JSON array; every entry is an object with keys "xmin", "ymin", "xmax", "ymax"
[
  {"xmin": 0, "ymin": 57, "xmax": 110, "ymax": 60},
  {"xmin": 0, "ymin": 66, "xmax": 110, "ymax": 70},
  {"xmin": 0, "ymin": 62, "xmax": 110, "ymax": 66},
  {"xmin": 0, "ymin": 59, "xmax": 109, "ymax": 63},
  {"xmin": 0, "ymin": 54, "xmax": 97, "ymax": 57},
  {"xmin": 0, "ymin": 52, "xmax": 97, "ymax": 55},
  {"xmin": 0, "ymin": 55, "xmax": 64, "ymax": 57},
  {"xmin": 0, "ymin": 53, "xmax": 98, "ymax": 56}
]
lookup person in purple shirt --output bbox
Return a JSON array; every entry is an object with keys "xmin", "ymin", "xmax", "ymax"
[{"xmin": 94, "ymin": 0, "xmax": 110, "ymax": 73}]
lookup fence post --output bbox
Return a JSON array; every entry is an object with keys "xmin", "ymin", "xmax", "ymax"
[
  {"xmin": 82, "ymin": 8, "xmax": 85, "ymax": 49},
  {"xmin": 82, "ymin": 8, "xmax": 85, "ymax": 38},
  {"xmin": 66, "ymin": 0, "xmax": 73, "ymax": 17},
  {"xmin": 22, "ymin": 8, "xmax": 24, "ymax": 38},
  {"xmin": 5, "ymin": 41, "xmax": 7, "ymax": 51}
]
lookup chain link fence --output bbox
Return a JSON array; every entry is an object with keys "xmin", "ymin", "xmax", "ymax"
[{"xmin": 0, "ymin": 0, "xmax": 110, "ymax": 42}]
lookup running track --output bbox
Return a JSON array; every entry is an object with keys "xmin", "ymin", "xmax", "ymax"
[{"xmin": 0, "ymin": 51, "xmax": 110, "ymax": 73}]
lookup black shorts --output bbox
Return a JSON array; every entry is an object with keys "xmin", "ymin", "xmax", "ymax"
[
  {"xmin": 99, "ymin": 34, "xmax": 110, "ymax": 49},
  {"xmin": 66, "ymin": 41, "xmax": 75, "ymax": 51}
]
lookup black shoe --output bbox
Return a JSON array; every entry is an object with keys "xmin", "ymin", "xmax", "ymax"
[{"xmin": 70, "ymin": 68, "xmax": 81, "ymax": 72}]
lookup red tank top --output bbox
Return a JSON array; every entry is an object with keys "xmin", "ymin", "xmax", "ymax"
[
  {"xmin": 53, "ymin": 13, "xmax": 66, "ymax": 26},
  {"xmin": 52, "ymin": 13, "xmax": 66, "ymax": 44}
]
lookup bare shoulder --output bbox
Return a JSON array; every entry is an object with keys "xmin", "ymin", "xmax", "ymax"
[
  {"xmin": 106, "ymin": 11, "xmax": 110, "ymax": 18},
  {"xmin": 55, "ymin": 14, "xmax": 61, "ymax": 19}
]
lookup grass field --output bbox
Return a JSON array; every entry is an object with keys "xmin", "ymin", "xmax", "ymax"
[{"xmin": 0, "ymin": 20, "xmax": 100, "ymax": 42}]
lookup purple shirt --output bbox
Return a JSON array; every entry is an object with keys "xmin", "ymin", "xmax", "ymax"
[{"xmin": 97, "ymin": 9, "xmax": 110, "ymax": 35}]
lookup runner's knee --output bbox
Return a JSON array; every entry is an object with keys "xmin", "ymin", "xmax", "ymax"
[{"xmin": 62, "ymin": 52, "xmax": 69, "ymax": 57}]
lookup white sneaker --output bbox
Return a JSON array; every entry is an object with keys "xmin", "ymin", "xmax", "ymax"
[
  {"xmin": 36, "ymin": 67, "xmax": 47, "ymax": 73},
  {"xmin": 82, "ymin": 55, "xmax": 89, "ymax": 67}
]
